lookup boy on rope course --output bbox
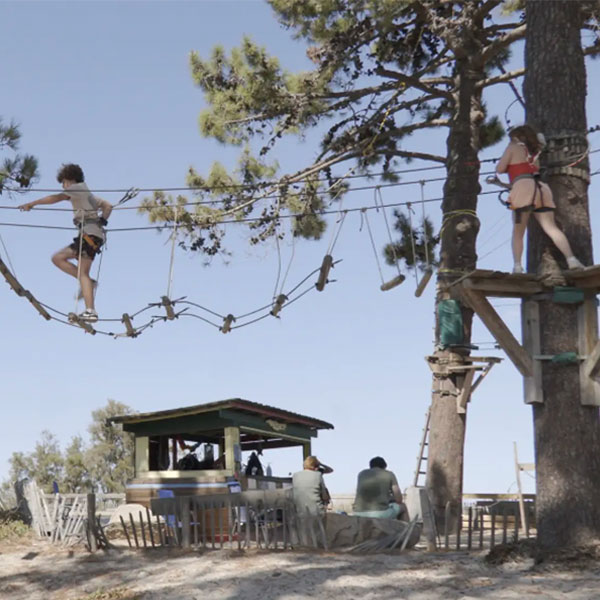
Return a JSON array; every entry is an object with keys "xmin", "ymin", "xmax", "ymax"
[
  {"xmin": 494, "ymin": 125, "xmax": 583, "ymax": 274},
  {"xmin": 18, "ymin": 164, "xmax": 112, "ymax": 322}
]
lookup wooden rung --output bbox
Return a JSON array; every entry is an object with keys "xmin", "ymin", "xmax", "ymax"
[
  {"xmin": 161, "ymin": 296, "xmax": 176, "ymax": 320},
  {"xmin": 221, "ymin": 314, "xmax": 235, "ymax": 334},
  {"xmin": 121, "ymin": 313, "xmax": 136, "ymax": 337},
  {"xmin": 518, "ymin": 463, "xmax": 535, "ymax": 471},
  {"xmin": 22, "ymin": 290, "xmax": 51, "ymax": 321},
  {"xmin": 316, "ymin": 254, "xmax": 333, "ymax": 292},
  {"xmin": 0, "ymin": 261, "xmax": 26, "ymax": 296},
  {"xmin": 68, "ymin": 313, "xmax": 96, "ymax": 335}
]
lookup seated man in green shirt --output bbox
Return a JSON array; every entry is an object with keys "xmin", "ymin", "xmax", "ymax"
[
  {"xmin": 292, "ymin": 455, "xmax": 333, "ymax": 516},
  {"xmin": 352, "ymin": 456, "xmax": 408, "ymax": 520}
]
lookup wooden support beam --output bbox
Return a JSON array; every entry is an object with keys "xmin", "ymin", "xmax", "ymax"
[
  {"xmin": 471, "ymin": 361, "xmax": 497, "ymax": 395},
  {"xmin": 577, "ymin": 294, "xmax": 600, "ymax": 406},
  {"xmin": 462, "ymin": 277, "xmax": 544, "ymax": 298},
  {"xmin": 582, "ymin": 339, "xmax": 600, "ymax": 380},
  {"xmin": 302, "ymin": 442, "xmax": 311, "ymax": 461},
  {"xmin": 458, "ymin": 286, "xmax": 533, "ymax": 377},
  {"xmin": 224, "ymin": 426, "xmax": 241, "ymax": 473},
  {"xmin": 521, "ymin": 300, "xmax": 543, "ymax": 404},
  {"xmin": 456, "ymin": 368, "xmax": 475, "ymax": 414},
  {"xmin": 135, "ymin": 437, "xmax": 149, "ymax": 476}
]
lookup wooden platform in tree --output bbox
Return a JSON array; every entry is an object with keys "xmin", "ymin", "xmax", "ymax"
[
  {"xmin": 449, "ymin": 265, "xmax": 600, "ymax": 406},
  {"xmin": 450, "ymin": 265, "xmax": 600, "ymax": 298}
]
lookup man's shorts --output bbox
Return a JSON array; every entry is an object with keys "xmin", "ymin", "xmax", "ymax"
[{"xmin": 69, "ymin": 234, "xmax": 104, "ymax": 260}]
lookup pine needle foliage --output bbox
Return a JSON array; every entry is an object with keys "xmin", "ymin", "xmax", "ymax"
[
  {"xmin": 140, "ymin": 1, "xmax": 527, "ymax": 262},
  {"xmin": 0, "ymin": 118, "xmax": 38, "ymax": 195}
]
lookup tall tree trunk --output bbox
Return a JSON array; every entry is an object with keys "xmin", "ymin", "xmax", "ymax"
[
  {"xmin": 426, "ymin": 35, "xmax": 484, "ymax": 529},
  {"xmin": 524, "ymin": 0, "xmax": 600, "ymax": 550}
]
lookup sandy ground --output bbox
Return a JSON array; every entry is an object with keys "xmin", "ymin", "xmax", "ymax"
[{"xmin": 2, "ymin": 536, "xmax": 600, "ymax": 600}]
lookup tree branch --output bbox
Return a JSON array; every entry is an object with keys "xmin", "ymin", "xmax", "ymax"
[
  {"xmin": 583, "ymin": 44, "xmax": 600, "ymax": 56},
  {"xmin": 473, "ymin": 0, "xmax": 503, "ymax": 23},
  {"xmin": 375, "ymin": 67, "xmax": 452, "ymax": 100},
  {"xmin": 481, "ymin": 24, "xmax": 526, "ymax": 62},
  {"xmin": 476, "ymin": 67, "xmax": 525, "ymax": 89},
  {"xmin": 390, "ymin": 149, "xmax": 446, "ymax": 163}
]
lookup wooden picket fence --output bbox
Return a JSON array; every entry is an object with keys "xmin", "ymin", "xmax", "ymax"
[
  {"xmin": 441, "ymin": 495, "xmax": 536, "ymax": 551},
  {"xmin": 118, "ymin": 489, "xmax": 327, "ymax": 551},
  {"xmin": 23, "ymin": 481, "xmax": 124, "ymax": 547}
]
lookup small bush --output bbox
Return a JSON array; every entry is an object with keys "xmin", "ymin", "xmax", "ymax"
[{"xmin": 0, "ymin": 510, "xmax": 30, "ymax": 541}]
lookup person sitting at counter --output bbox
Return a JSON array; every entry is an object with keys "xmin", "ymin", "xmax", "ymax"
[{"xmin": 292, "ymin": 455, "xmax": 333, "ymax": 516}]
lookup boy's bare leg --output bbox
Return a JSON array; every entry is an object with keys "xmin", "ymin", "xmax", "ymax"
[
  {"xmin": 51, "ymin": 247, "xmax": 79, "ymax": 278},
  {"xmin": 51, "ymin": 247, "xmax": 96, "ymax": 310}
]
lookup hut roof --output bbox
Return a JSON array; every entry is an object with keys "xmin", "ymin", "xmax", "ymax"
[{"xmin": 108, "ymin": 397, "xmax": 333, "ymax": 432}]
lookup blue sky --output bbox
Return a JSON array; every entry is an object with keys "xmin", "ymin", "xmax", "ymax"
[{"xmin": 1, "ymin": 0, "xmax": 598, "ymax": 496}]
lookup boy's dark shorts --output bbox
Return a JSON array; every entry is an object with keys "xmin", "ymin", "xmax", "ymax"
[{"xmin": 69, "ymin": 234, "xmax": 104, "ymax": 259}]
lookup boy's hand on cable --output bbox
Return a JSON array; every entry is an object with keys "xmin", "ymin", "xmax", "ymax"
[{"xmin": 18, "ymin": 202, "xmax": 33, "ymax": 211}]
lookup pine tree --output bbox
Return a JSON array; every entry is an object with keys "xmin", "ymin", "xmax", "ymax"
[
  {"xmin": 524, "ymin": 0, "xmax": 600, "ymax": 550},
  {"xmin": 0, "ymin": 118, "xmax": 38, "ymax": 195}
]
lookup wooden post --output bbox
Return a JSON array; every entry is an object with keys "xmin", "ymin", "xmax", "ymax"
[
  {"xmin": 444, "ymin": 501, "xmax": 451, "ymax": 549},
  {"xmin": 467, "ymin": 506, "xmax": 472, "ymax": 550},
  {"xmin": 224, "ymin": 426, "xmax": 241, "ymax": 472},
  {"xmin": 119, "ymin": 515, "xmax": 132, "ymax": 547},
  {"xmin": 135, "ymin": 437, "xmax": 149, "ymax": 476},
  {"xmin": 578, "ymin": 294, "xmax": 600, "ymax": 406},
  {"xmin": 302, "ymin": 443, "xmax": 311, "ymax": 461},
  {"xmin": 129, "ymin": 513, "xmax": 140, "ymax": 548},
  {"xmin": 138, "ymin": 511, "xmax": 147, "ymax": 548},
  {"xmin": 87, "ymin": 494, "xmax": 98, "ymax": 552},
  {"xmin": 521, "ymin": 300, "xmax": 544, "ymax": 404},
  {"xmin": 146, "ymin": 508, "xmax": 155, "ymax": 548},
  {"xmin": 456, "ymin": 369, "xmax": 475, "ymax": 414},
  {"xmin": 181, "ymin": 497, "xmax": 191, "ymax": 548}
]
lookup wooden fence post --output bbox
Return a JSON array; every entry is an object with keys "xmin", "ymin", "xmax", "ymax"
[
  {"xmin": 181, "ymin": 497, "xmax": 191, "ymax": 549},
  {"xmin": 87, "ymin": 494, "xmax": 98, "ymax": 552}
]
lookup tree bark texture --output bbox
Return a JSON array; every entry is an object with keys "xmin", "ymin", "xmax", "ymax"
[
  {"xmin": 426, "ymin": 18, "xmax": 485, "ymax": 531},
  {"xmin": 524, "ymin": 0, "xmax": 600, "ymax": 549}
]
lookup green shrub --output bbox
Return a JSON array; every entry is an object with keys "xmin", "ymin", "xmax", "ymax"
[{"xmin": 0, "ymin": 510, "xmax": 30, "ymax": 541}]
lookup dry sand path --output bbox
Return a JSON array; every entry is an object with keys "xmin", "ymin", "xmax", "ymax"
[{"xmin": 1, "ymin": 538, "xmax": 600, "ymax": 600}]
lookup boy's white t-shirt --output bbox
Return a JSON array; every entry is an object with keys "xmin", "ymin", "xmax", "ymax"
[{"xmin": 63, "ymin": 182, "xmax": 105, "ymax": 240}]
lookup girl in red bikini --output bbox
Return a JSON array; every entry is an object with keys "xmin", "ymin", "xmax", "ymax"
[{"xmin": 496, "ymin": 125, "xmax": 583, "ymax": 273}]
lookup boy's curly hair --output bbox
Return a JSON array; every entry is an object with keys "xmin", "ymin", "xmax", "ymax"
[{"xmin": 56, "ymin": 163, "xmax": 84, "ymax": 184}]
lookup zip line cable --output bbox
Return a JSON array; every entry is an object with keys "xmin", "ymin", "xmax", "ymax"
[{"xmin": 5, "ymin": 141, "xmax": 600, "ymax": 203}]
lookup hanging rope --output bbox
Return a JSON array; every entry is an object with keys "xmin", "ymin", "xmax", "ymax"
[
  {"xmin": 414, "ymin": 181, "xmax": 433, "ymax": 298},
  {"xmin": 362, "ymin": 208, "xmax": 386, "ymax": 287},
  {"xmin": 166, "ymin": 205, "xmax": 179, "ymax": 299},
  {"xmin": 406, "ymin": 202, "xmax": 419, "ymax": 288}
]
